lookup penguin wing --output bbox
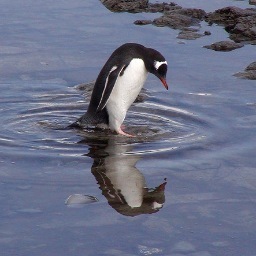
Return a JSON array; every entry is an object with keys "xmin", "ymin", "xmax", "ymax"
[{"xmin": 96, "ymin": 64, "xmax": 127, "ymax": 111}]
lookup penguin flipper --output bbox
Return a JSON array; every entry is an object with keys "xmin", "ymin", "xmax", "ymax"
[{"xmin": 97, "ymin": 64, "xmax": 127, "ymax": 111}]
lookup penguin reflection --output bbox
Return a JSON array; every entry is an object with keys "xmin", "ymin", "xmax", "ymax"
[{"xmin": 81, "ymin": 135, "xmax": 166, "ymax": 217}]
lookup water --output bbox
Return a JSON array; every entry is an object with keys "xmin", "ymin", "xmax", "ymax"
[{"xmin": 1, "ymin": 0, "xmax": 256, "ymax": 255}]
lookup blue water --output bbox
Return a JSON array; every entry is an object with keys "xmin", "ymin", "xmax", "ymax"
[{"xmin": 1, "ymin": 0, "xmax": 256, "ymax": 255}]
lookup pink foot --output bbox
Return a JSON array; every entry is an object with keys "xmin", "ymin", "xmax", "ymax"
[{"xmin": 117, "ymin": 127, "xmax": 135, "ymax": 137}]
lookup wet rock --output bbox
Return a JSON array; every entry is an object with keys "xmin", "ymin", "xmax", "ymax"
[
  {"xmin": 171, "ymin": 8, "xmax": 207, "ymax": 20},
  {"xmin": 153, "ymin": 8, "xmax": 206, "ymax": 30},
  {"xmin": 100, "ymin": 0, "xmax": 179, "ymax": 13},
  {"xmin": 153, "ymin": 13, "xmax": 198, "ymax": 29},
  {"xmin": 206, "ymin": 6, "xmax": 255, "ymax": 25},
  {"xmin": 134, "ymin": 19, "xmax": 152, "ymax": 25},
  {"xmin": 228, "ymin": 18, "xmax": 256, "ymax": 43},
  {"xmin": 203, "ymin": 40, "xmax": 244, "ymax": 51},
  {"xmin": 234, "ymin": 71, "xmax": 256, "ymax": 80},
  {"xmin": 100, "ymin": 0, "xmax": 148, "ymax": 13},
  {"xmin": 246, "ymin": 61, "xmax": 256, "ymax": 71},
  {"xmin": 234, "ymin": 61, "xmax": 256, "ymax": 80},
  {"xmin": 146, "ymin": 2, "xmax": 180, "ymax": 13},
  {"xmin": 101, "ymin": 1, "xmax": 256, "ymax": 47},
  {"xmin": 249, "ymin": 0, "xmax": 256, "ymax": 6},
  {"xmin": 206, "ymin": 6, "xmax": 256, "ymax": 43},
  {"xmin": 177, "ymin": 30, "xmax": 204, "ymax": 40}
]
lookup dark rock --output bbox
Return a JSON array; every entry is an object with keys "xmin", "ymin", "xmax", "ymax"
[
  {"xmin": 171, "ymin": 8, "xmax": 207, "ymax": 20},
  {"xmin": 100, "ymin": 0, "xmax": 148, "ymax": 13},
  {"xmin": 228, "ymin": 16, "xmax": 256, "ymax": 42},
  {"xmin": 100, "ymin": 1, "xmax": 256, "ymax": 47},
  {"xmin": 206, "ymin": 6, "xmax": 255, "ymax": 25},
  {"xmin": 182, "ymin": 27, "xmax": 199, "ymax": 32},
  {"xmin": 206, "ymin": 6, "xmax": 256, "ymax": 43},
  {"xmin": 177, "ymin": 30, "xmax": 204, "ymax": 40},
  {"xmin": 177, "ymin": 41, "xmax": 186, "ymax": 44},
  {"xmin": 245, "ymin": 61, "xmax": 256, "ymax": 71},
  {"xmin": 235, "ymin": 61, "xmax": 256, "ymax": 79},
  {"xmin": 134, "ymin": 20, "xmax": 152, "ymax": 25},
  {"xmin": 153, "ymin": 8, "xmax": 206, "ymax": 30},
  {"xmin": 153, "ymin": 13, "xmax": 199, "ymax": 29},
  {"xmin": 101, "ymin": 1, "xmax": 205, "ymax": 31},
  {"xmin": 147, "ymin": 2, "xmax": 180, "ymax": 13},
  {"xmin": 204, "ymin": 31, "xmax": 211, "ymax": 36},
  {"xmin": 100, "ymin": 0, "xmax": 180, "ymax": 13},
  {"xmin": 234, "ymin": 62, "xmax": 256, "ymax": 80},
  {"xmin": 234, "ymin": 71, "xmax": 256, "ymax": 80},
  {"xmin": 249, "ymin": 0, "xmax": 256, "ymax": 5},
  {"xmin": 203, "ymin": 40, "xmax": 244, "ymax": 51}
]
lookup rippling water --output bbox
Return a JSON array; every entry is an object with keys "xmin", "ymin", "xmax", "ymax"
[{"xmin": 1, "ymin": 0, "xmax": 256, "ymax": 255}]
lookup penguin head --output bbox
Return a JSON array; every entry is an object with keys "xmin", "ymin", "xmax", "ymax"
[{"xmin": 144, "ymin": 48, "xmax": 168, "ymax": 90}]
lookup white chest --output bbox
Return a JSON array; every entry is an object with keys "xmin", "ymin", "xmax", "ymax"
[
  {"xmin": 106, "ymin": 58, "xmax": 148, "ymax": 131},
  {"xmin": 107, "ymin": 58, "xmax": 148, "ymax": 114}
]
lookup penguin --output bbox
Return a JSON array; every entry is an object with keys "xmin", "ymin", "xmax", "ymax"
[{"xmin": 72, "ymin": 43, "xmax": 168, "ymax": 137}]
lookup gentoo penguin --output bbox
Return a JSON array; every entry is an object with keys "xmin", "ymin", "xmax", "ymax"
[{"xmin": 72, "ymin": 43, "xmax": 168, "ymax": 137}]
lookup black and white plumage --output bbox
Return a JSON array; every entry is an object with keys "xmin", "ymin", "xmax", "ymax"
[{"xmin": 73, "ymin": 43, "xmax": 168, "ymax": 136}]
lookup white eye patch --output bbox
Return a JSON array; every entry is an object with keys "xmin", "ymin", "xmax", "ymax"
[{"xmin": 154, "ymin": 60, "xmax": 167, "ymax": 70}]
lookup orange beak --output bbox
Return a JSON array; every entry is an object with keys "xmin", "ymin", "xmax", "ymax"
[{"xmin": 160, "ymin": 77, "xmax": 168, "ymax": 90}]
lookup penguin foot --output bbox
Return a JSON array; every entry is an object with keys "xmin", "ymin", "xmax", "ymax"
[{"xmin": 117, "ymin": 128, "xmax": 135, "ymax": 137}]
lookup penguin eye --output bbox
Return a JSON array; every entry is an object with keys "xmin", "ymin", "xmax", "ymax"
[{"xmin": 157, "ymin": 63, "xmax": 167, "ymax": 77}]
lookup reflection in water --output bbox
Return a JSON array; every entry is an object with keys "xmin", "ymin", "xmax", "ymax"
[
  {"xmin": 65, "ymin": 194, "xmax": 99, "ymax": 207},
  {"xmin": 81, "ymin": 136, "xmax": 167, "ymax": 217}
]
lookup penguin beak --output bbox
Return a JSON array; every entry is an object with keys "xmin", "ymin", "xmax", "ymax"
[{"xmin": 159, "ymin": 77, "xmax": 168, "ymax": 90}]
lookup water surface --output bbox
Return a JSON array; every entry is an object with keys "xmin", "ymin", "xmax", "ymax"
[{"xmin": 0, "ymin": 0, "xmax": 256, "ymax": 255}]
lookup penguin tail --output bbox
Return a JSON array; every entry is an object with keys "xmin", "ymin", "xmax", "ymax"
[{"xmin": 68, "ymin": 109, "xmax": 109, "ymax": 130}]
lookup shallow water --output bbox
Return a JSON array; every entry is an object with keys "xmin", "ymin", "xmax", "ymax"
[{"xmin": 1, "ymin": 0, "xmax": 256, "ymax": 255}]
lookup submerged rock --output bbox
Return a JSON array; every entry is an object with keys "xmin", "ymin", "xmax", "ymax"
[
  {"xmin": 134, "ymin": 19, "xmax": 152, "ymax": 25},
  {"xmin": 203, "ymin": 40, "xmax": 244, "ymax": 51},
  {"xmin": 204, "ymin": 31, "xmax": 211, "ymax": 36},
  {"xmin": 234, "ymin": 61, "xmax": 256, "ymax": 80}
]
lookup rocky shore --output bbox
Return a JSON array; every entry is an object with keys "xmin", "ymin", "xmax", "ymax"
[
  {"xmin": 234, "ymin": 62, "xmax": 256, "ymax": 80},
  {"xmin": 206, "ymin": 6, "xmax": 256, "ymax": 44},
  {"xmin": 101, "ymin": 1, "xmax": 256, "ymax": 44},
  {"xmin": 100, "ymin": 0, "xmax": 256, "ymax": 79}
]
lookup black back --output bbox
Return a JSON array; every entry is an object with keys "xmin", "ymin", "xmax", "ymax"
[
  {"xmin": 73, "ymin": 43, "xmax": 167, "ymax": 128},
  {"xmin": 87, "ymin": 43, "xmax": 167, "ymax": 114}
]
